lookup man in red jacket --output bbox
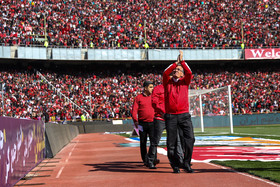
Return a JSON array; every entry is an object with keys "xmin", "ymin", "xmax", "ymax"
[
  {"xmin": 163, "ymin": 50, "xmax": 195, "ymax": 173},
  {"xmin": 132, "ymin": 80, "xmax": 155, "ymax": 168},
  {"xmin": 146, "ymin": 84, "xmax": 184, "ymax": 168}
]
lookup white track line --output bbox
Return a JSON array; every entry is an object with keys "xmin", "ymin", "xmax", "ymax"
[
  {"xmin": 56, "ymin": 166, "xmax": 64, "ymax": 178},
  {"xmin": 206, "ymin": 162, "xmax": 280, "ymax": 187},
  {"xmin": 56, "ymin": 140, "xmax": 79, "ymax": 178}
]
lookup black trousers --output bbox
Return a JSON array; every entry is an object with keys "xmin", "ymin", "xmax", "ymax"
[
  {"xmin": 139, "ymin": 121, "xmax": 154, "ymax": 164},
  {"xmin": 165, "ymin": 113, "xmax": 195, "ymax": 168},
  {"xmin": 147, "ymin": 119, "xmax": 184, "ymax": 165}
]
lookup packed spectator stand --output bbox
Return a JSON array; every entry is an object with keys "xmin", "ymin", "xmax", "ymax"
[
  {"xmin": 0, "ymin": 0, "xmax": 279, "ymax": 48},
  {"xmin": 0, "ymin": 0, "xmax": 279, "ymax": 122},
  {"xmin": 0, "ymin": 62, "xmax": 279, "ymax": 122}
]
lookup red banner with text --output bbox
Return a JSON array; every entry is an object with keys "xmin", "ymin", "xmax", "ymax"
[{"xmin": 245, "ymin": 48, "xmax": 280, "ymax": 59}]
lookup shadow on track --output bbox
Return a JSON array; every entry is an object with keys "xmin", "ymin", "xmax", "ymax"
[{"xmin": 85, "ymin": 161, "xmax": 172, "ymax": 173}]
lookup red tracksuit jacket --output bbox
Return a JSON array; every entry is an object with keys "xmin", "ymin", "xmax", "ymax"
[
  {"xmin": 163, "ymin": 61, "xmax": 192, "ymax": 114},
  {"xmin": 151, "ymin": 84, "xmax": 165, "ymax": 121},
  {"xmin": 132, "ymin": 93, "xmax": 154, "ymax": 123}
]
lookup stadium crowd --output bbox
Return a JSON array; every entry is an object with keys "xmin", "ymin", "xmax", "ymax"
[
  {"xmin": 0, "ymin": 0, "xmax": 279, "ymax": 48},
  {"xmin": 0, "ymin": 64, "xmax": 279, "ymax": 122}
]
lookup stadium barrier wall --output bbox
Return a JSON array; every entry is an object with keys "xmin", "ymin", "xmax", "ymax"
[
  {"xmin": 45, "ymin": 123, "xmax": 79, "ymax": 158},
  {"xmin": 0, "ymin": 46, "xmax": 244, "ymax": 61},
  {"xmin": 232, "ymin": 113, "xmax": 280, "ymax": 126},
  {"xmin": 0, "ymin": 117, "xmax": 45, "ymax": 187},
  {"xmin": 17, "ymin": 47, "xmax": 47, "ymax": 59},
  {"xmin": 88, "ymin": 49, "xmax": 144, "ymax": 60},
  {"xmin": 148, "ymin": 49, "xmax": 242, "ymax": 60},
  {"xmin": 52, "ymin": 48, "xmax": 82, "ymax": 60},
  {"xmin": 69, "ymin": 113, "xmax": 279, "ymax": 134},
  {"xmin": 69, "ymin": 120, "xmax": 134, "ymax": 134},
  {"xmin": 192, "ymin": 115, "xmax": 230, "ymax": 128},
  {"xmin": 0, "ymin": 46, "xmax": 11, "ymax": 58},
  {"xmin": 192, "ymin": 113, "xmax": 280, "ymax": 129}
]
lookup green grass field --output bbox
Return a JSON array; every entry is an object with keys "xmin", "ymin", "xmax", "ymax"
[{"xmin": 211, "ymin": 160, "xmax": 280, "ymax": 184}]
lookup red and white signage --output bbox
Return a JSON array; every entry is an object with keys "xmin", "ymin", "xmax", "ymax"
[
  {"xmin": 162, "ymin": 146, "xmax": 280, "ymax": 162},
  {"xmin": 245, "ymin": 48, "xmax": 280, "ymax": 59},
  {"xmin": 25, "ymin": 26, "xmax": 33, "ymax": 32},
  {"xmin": 192, "ymin": 146, "xmax": 280, "ymax": 162}
]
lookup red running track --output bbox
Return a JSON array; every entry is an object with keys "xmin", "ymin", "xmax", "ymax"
[{"xmin": 15, "ymin": 133, "xmax": 280, "ymax": 187}]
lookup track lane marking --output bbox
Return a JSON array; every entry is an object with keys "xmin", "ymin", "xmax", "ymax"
[{"xmin": 56, "ymin": 140, "xmax": 79, "ymax": 178}]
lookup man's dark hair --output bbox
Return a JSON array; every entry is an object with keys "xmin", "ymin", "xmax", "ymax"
[{"xmin": 143, "ymin": 80, "xmax": 153, "ymax": 87}]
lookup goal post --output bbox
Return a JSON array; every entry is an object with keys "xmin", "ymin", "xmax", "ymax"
[
  {"xmin": 189, "ymin": 85, "xmax": 233, "ymax": 134},
  {"xmin": 228, "ymin": 85, "xmax": 234, "ymax": 133}
]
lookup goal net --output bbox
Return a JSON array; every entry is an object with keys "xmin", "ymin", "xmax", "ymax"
[{"xmin": 189, "ymin": 85, "xmax": 233, "ymax": 134}]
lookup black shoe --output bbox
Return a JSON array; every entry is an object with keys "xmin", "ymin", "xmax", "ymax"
[
  {"xmin": 154, "ymin": 159, "xmax": 160, "ymax": 165},
  {"xmin": 183, "ymin": 164, "xmax": 194, "ymax": 173},
  {"xmin": 173, "ymin": 167, "xmax": 180, "ymax": 173},
  {"xmin": 148, "ymin": 163, "xmax": 157, "ymax": 169}
]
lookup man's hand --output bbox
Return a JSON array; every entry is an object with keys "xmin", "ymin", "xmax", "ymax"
[
  {"xmin": 134, "ymin": 122, "xmax": 139, "ymax": 128},
  {"xmin": 176, "ymin": 50, "xmax": 183, "ymax": 65},
  {"xmin": 179, "ymin": 50, "xmax": 183, "ymax": 61}
]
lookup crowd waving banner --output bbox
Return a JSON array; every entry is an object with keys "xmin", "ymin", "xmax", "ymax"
[
  {"xmin": 245, "ymin": 48, "xmax": 280, "ymax": 59},
  {"xmin": 0, "ymin": 117, "xmax": 45, "ymax": 187}
]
